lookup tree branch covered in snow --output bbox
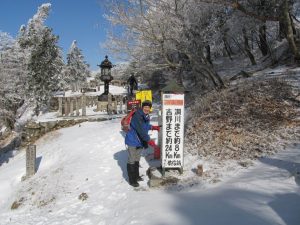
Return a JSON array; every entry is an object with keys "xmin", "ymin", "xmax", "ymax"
[
  {"xmin": 64, "ymin": 40, "xmax": 90, "ymax": 92},
  {"xmin": 0, "ymin": 32, "xmax": 27, "ymax": 129},
  {"xmin": 104, "ymin": 0, "xmax": 225, "ymax": 90},
  {"xmin": 18, "ymin": 3, "xmax": 64, "ymax": 115}
]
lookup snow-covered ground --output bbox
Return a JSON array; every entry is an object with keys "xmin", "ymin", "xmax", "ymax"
[{"xmin": 0, "ymin": 116, "xmax": 299, "ymax": 225}]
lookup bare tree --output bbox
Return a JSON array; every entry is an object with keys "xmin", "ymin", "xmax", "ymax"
[
  {"xmin": 199, "ymin": 0, "xmax": 300, "ymax": 61},
  {"xmin": 104, "ymin": 0, "xmax": 224, "ymax": 90}
]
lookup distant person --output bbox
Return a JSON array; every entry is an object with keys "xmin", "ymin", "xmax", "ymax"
[
  {"xmin": 127, "ymin": 73, "xmax": 138, "ymax": 95},
  {"xmin": 125, "ymin": 100, "xmax": 160, "ymax": 187}
]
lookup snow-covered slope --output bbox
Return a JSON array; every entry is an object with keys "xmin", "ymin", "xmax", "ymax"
[{"xmin": 0, "ymin": 118, "xmax": 299, "ymax": 225}]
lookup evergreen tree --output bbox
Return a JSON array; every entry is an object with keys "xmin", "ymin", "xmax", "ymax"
[
  {"xmin": 18, "ymin": 3, "xmax": 64, "ymax": 114},
  {"xmin": 26, "ymin": 28, "xmax": 63, "ymax": 114},
  {"xmin": 0, "ymin": 31, "xmax": 15, "ymax": 52},
  {"xmin": 0, "ymin": 32, "xmax": 27, "ymax": 129},
  {"xmin": 65, "ymin": 40, "xmax": 90, "ymax": 92}
]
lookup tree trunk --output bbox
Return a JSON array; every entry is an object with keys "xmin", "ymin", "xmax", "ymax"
[
  {"xmin": 176, "ymin": 66, "xmax": 184, "ymax": 86},
  {"xmin": 222, "ymin": 36, "xmax": 233, "ymax": 60},
  {"xmin": 205, "ymin": 45, "xmax": 213, "ymax": 65},
  {"xmin": 279, "ymin": 19, "xmax": 286, "ymax": 41},
  {"xmin": 259, "ymin": 24, "xmax": 269, "ymax": 56},
  {"xmin": 242, "ymin": 28, "xmax": 256, "ymax": 65},
  {"xmin": 282, "ymin": 0, "xmax": 300, "ymax": 61},
  {"xmin": 199, "ymin": 51, "xmax": 225, "ymax": 89},
  {"xmin": 209, "ymin": 67, "xmax": 225, "ymax": 89},
  {"xmin": 34, "ymin": 101, "xmax": 40, "ymax": 116},
  {"xmin": 251, "ymin": 30, "xmax": 255, "ymax": 49},
  {"xmin": 192, "ymin": 61, "xmax": 225, "ymax": 90}
]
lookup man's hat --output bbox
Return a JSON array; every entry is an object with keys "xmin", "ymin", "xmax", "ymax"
[{"xmin": 142, "ymin": 100, "xmax": 152, "ymax": 108}]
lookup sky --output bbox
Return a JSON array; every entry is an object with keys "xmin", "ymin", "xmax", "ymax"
[{"xmin": 0, "ymin": 0, "xmax": 117, "ymax": 70}]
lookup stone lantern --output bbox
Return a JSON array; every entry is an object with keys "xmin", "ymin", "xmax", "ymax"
[{"xmin": 97, "ymin": 55, "xmax": 113, "ymax": 101}]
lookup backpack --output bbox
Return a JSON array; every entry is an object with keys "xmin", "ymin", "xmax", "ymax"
[{"xmin": 121, "ymin": 108, "xmax": 137, "ymax": 132}]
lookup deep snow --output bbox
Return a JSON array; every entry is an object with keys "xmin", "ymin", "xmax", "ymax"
[{"xmin": 0, "ymin": 117, "xmax": 299, "ymax": 225}]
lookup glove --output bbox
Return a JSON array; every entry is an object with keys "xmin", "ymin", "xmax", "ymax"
[
  {"xmin": 151, "ymin": 125, "xmax": 160, "ymax": 132},
  {"xmin": 148, "ymin": 140, "xmax": 156, "ymax": 147},
  {"xmin": 154, "ymin": 146, "xmax": 161, "ymax": 159}
]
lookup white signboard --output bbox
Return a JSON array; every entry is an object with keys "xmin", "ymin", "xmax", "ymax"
[{"xmin": 162, "ymin": 93, "xmax": 184, "ymax": 168}]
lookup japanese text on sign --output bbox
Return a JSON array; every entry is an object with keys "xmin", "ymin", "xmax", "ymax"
[{"xmin": 162, "ymin": 94, "xmax": 184, "ymax": 168}]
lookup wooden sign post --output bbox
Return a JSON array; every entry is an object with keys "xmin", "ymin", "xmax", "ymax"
[{"xmin": 26, "ymin": 145, "xmax": 36, "ymax": 177}]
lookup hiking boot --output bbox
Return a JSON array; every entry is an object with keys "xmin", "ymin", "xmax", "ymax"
[
  {"xmin": 135, "ymin": 161, "xmax": 144, "ymax": 182},
  {"xmin": 127, "ymin": 163, "xmax": 139, "ymax": 187},
  {"xmin": 136, "ymin": 176, "xmax": 144, "ymax": 182}
]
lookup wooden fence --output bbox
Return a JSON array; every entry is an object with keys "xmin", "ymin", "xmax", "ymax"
[{"xmin": 55, "ymin": 94, "xmax": 127, "ymax": 117}]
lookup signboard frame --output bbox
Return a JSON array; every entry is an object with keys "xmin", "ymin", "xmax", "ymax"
[{"xmin": 161, "ymin": 93, "xmax": 184, "ymax": 176}]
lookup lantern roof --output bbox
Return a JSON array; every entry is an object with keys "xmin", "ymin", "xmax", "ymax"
[{"xmin": 99, "ymin": 55, "xmax": 112, "ymax": 69}]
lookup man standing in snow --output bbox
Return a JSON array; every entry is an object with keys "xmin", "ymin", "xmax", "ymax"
[
  {"xmin": 125, "ymin": 100, "xmax": 160, "ymax": 187},
  {"xmin": 127, "ymin": 73, "xmax": 138, "ymax": 95}
]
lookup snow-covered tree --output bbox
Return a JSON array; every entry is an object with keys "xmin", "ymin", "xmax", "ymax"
[
  {"xmin": 65, "ymin": 40, "xmax": 90, "ymax": 92},
  {"xmin": 26, "ymin": 28, "xmax": 64, "ymax": 113},
  {"xmin": 104, "ymin": 0, "xmax": 300, "ymax": 92},
  {"xmin": 198, "ymin": 0, "xmax": 300, "ymax": 60},
  {"xmin": 0, "ymin": 31, "xmax": 15, "ymax": 52},
  {"xmin": 104, "ymin": 0, "xmax": 224, "ymax": 90},
  {"xmin": 0, "ymin": 31, "xmax": 28, "ymax": 129},
  {"xmin": 18, "ymin": 3, "xmax": 64, "ymax": 114}
]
